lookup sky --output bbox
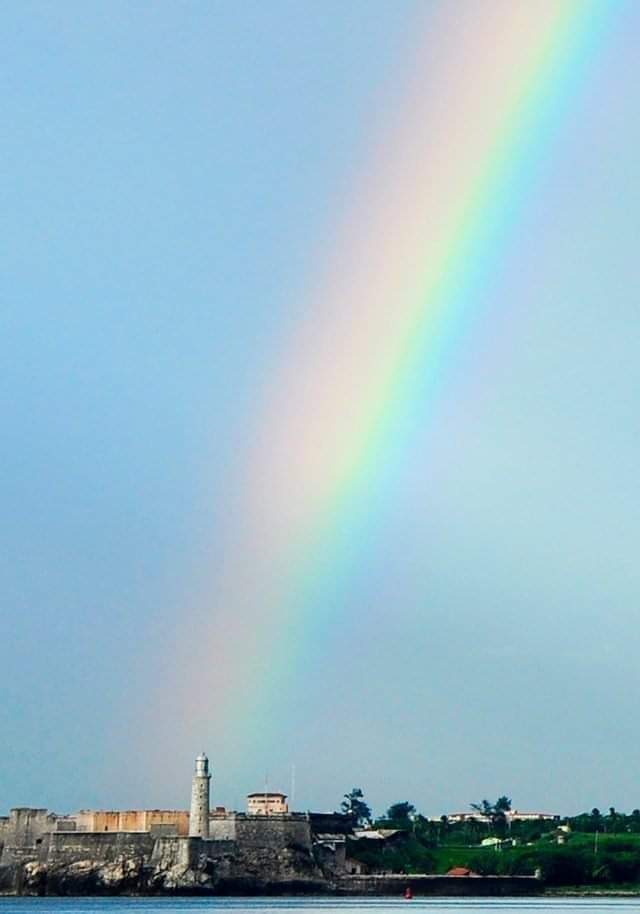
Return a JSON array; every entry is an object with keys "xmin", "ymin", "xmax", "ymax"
[{"xmin": 2, "ymin": 1, "xmax": 639, "ymax": 820}]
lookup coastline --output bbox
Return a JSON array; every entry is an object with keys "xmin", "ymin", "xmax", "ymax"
[{"xmin": 544, "ymin": 887, "xmax": 640, "ymax": 897}]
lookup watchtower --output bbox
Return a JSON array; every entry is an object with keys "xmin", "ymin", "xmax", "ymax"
[{"xmin": 189, "ymin": 752, "xmax": 211, "ymax": 838}]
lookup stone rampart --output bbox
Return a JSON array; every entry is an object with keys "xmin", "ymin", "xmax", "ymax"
[
  {"xmin": 234, "ymin": 814, "xmax": 312, "ymax": 851},
  {"xmin": 45, "ymin": 831, "xmax": 155, "ymax": 864},
  {"xmin": 0, "ymin": 809, "xmax": 58, "ymax": 861},
  {"xmin": 0, "ymin": 817, "xmax": 10, "ymax": 858},
  {"xmin": 209, "ymin": 814, "xmax": 237, "ymax": 841}
]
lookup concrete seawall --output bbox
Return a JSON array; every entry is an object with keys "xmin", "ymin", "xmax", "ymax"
[{"xmin": 336, "ymin": 875, "xmax": 542, "ymax": 896}]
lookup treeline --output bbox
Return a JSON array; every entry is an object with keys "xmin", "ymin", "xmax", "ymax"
[
  {"xmin": 569, "ymin": 808, "xmax": 640, "ymax": 834},
  {"xmin": 340, "ymin": 789, "xmax": 640, "ymax": 838},
  {"xmin": 341, "ymin": 790, "xmax": 640, "ymax": 887}
]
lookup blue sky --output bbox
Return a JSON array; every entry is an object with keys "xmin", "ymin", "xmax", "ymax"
[{"xmin": 2, "ymin": 1, "xmax": 639, "ymax": 818}]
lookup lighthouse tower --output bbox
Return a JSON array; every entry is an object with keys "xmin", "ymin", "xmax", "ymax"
[{"xmin": 189, "ymin": 752, "xmax": 211, "ymax": 838}]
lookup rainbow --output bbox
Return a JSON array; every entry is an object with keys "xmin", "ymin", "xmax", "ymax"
[{"xmin": 145, "ymin": 0, "xmax": 622, "ymax": 769}]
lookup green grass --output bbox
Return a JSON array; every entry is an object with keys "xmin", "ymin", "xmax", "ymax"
[{"xmin": 348, "ymin": 832, "xmax": 640, "ymax": 887}]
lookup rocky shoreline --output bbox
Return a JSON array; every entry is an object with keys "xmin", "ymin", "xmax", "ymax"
[{"xmin": 0, "ymin": 861, "xmax": 329, "ymax": 896}]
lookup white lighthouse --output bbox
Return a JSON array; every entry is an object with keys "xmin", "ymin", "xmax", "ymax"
[{"xmin": 189, "ymin": 752, "xmax": 211, "ymax": 838}]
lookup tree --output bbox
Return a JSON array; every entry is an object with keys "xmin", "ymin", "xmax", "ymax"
[
  {"xmin": 495, "ymin": 796, "xmax": 512, "ymax": 813},
  {"xmin": 471, "ymin": 799, "xmax": 494, "ymax": 817},
  {"xmin": 386, "ymin": 802, "xmax": 416, "ymax": 826},
  {"xmin": 470, "ymin": 797, "xmax": 512, "ymax": 835},
  {"xmin": 340, "ymin": 788, "xmax": 372, "ymax": 826},
  {"xmin": 606, "ymin": 807, "xmax": 620, "ymax": 834}
]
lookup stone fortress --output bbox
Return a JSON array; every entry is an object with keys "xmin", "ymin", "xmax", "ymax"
[
  {"xmin": 0, "ymin": 753, "xmax": 352, "ymax": 895},
  {"xmin": 0, "ymin": 754, "xmax": 540, "ymax": 897}
]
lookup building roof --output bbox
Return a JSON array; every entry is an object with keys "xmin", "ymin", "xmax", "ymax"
[
  {"xmin": 446, "ymin": 810, "xmax": 558, "ymax": 821},
  {"xmin": 314, "ymin": 833, "xmax": 347, "ymax": 846},
  {"xmin": 353, "ymin": 828, "xmax": 405, "ymax": 841},
  {"xmin": 246, "ymin": 792, "xmax": 287, "ymax": 799},
  {"xmin": 508, "ymin": 810, "xmax": 558, "ymax": 818}
]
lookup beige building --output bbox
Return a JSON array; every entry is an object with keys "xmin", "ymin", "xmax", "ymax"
[{"xmin": 247, "ymin": 792, "xmax": 288, "ymax": 816}]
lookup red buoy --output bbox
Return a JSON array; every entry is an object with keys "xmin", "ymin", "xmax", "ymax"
[{"xmin": 404, "ymin": 887, "xmax": 413, "ymax": 900}]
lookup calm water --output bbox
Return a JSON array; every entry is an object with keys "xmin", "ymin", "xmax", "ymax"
[{"xmin": 0, "ymin": 899, "xmax": 638, "ymax": 914}]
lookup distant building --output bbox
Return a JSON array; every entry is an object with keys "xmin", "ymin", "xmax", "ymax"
[
  {"xmin": 444, "ymin": 810, "xmax": 558, "ymax": 825},
  {"xmin": 481, "ymin": 836, "xmax": 518, "ymax": 849},
  {"xmin": 445, "ymin": 812, "xmax": 491, "ymax": 824},
  {"xmin": 247, "ymin": 792, "xmax": 288, "ymax": 816},
  {"xmin": 481, "ymin": 836, "xmax": 502, "ymax": 847},
  {"xmin": 507, "ymin": 810, "xmax": 559, "ymax": 823}
]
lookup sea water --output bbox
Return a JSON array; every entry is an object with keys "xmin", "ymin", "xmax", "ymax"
[{"xmin": 0, "ymin": 898, "xmax": 637, "ymax": 914}]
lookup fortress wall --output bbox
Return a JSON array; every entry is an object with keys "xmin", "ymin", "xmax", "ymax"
[
  {"xmin": 72, "ymin": 811, "xmax": 120, "ymax": 832},
  {"xmin": 1, "ymin": 809, "xmax": 57, "ymax": 852},
  {"xmin": 0, "ymin": 818, "xmax": 11, "ymax": 853},
  {"xmin": 146, "ymin": 810, "xmax": 189, "ymax": 836},
  {"xmin": 71, "ymin": 809, "xmax": 189, "ymax": 835},
  {"xmin": 150, "ymin": 836, "xmax": 192, "ymax": 868},
  {"xmin": 117, "ymin": 812, "xmax": 146, "ymax": 832},
  {"xmin": 53, "ymin": 817, "xmax": 77, "ymax": 832},
  {"xmin": 0, "ymin": 819, "xmax": 8, "ymax": 863},
  {"xmin": 72, "ymin": 811, "xmax": 94, "ymax": 832},
  {"xmin": 44, "ymin": 832, "xmax": 238, "ymax": 869},
  {"xmin": 44, "ymin": 831, "xmax": 155, "ymax": 864},
  {"xmin": 234, "ymin": 815, "xmax": 312, "ymax": 851},
  {"xmin": 209, "ymin": 815, "xmax": 237, "ymax": 841},
  {"xmin": 208, "ymin": 813, "xmax": 311, "ymax": 849}
]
